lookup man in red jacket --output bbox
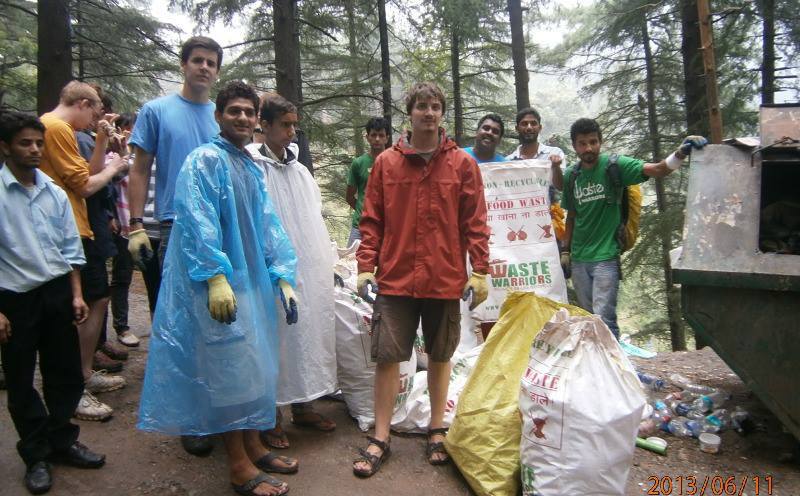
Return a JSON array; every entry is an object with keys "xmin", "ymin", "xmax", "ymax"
[{"xmin": 353, "ymin": 82, "xmax": 490, "ymax": 477}]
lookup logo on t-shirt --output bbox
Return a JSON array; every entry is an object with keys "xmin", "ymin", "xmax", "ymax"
[{"xmin": 573, "ymin": 181, "xmax": 605, "ymax": 206}]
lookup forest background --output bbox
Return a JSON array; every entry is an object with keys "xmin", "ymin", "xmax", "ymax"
[{"xmin": 1, "ymin": 0, "xmax": 798, "ymax": 351}]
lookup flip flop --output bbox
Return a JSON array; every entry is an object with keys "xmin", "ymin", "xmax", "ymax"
[
  {"xmin": 290, "ymin": 411, "xmax": 336, "ymax": 432},
  {"xmin": 260, "ymin": 426, "xmax": 290, "ymax": 449},
  {"xmin": 255, "ymin": 452, "xmax": 299, "ymax": 474},
  {"xmin": 231, "ymin": 472, "xmax": 288, "ymax": 496}
]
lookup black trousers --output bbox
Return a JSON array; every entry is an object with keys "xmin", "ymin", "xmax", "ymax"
[
  {"xmin": 110, "ymin": 233, "xmax": 133, "ymax": 332},
  {"xmin": 0, "ymin": 274, "xmax": 84, "ymax": 466}
]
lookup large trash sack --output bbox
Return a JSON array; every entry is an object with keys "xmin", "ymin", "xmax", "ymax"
[
  {"xmin": 519, "ymin": 309, "xmax": 645, "ymax": 495},
  {"xmin": 444, "ymin": 292, "xmax": 588, "ymax": 496},
  {"xmin": 391, "ymin": 344, "xmax": 482, "ymax": 433}
]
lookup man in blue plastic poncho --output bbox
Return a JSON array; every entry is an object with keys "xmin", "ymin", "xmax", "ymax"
[{"xmin": 138, "ymin": 81, "xmax": 300, "ymax": 496}]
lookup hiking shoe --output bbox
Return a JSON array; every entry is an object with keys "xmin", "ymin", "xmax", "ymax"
[
  {"xmin": 117, "ymin": 330, "xmax": 140, "ymax": 347},
  {"xmin": 99, "ymin": 341, "xmax": 129, "ymax": 361},
  {"xmin": 85, "ymin": 370, "xmax": 126, "ymax": 394},
  {"xmin": 92, "ymin": 350, "xmax": 123, "ymax": 373},
  {"xmin": 74, "ymin": 392, "xmax": 113, "ymax": 421}
]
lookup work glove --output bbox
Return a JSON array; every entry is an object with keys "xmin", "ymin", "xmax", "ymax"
[
  {"xmin": 128, "ymin": 229, "xmax": 153, "ymax": 271},
  {"xmin": 462, "ymin": 272, "xmax": 489, "ymax": 311},
  {"xmin": 679, "ymin": 135, "xmax": 708, "ymax": 156},
  {"xmin": 207, "ymin": 274, "xmax": 237, "ymax": 324},
  {"xmin": 357, "ymin": 272, "xmax": 378, "ymax": 303},
  {"xmin": 560, "ymin": 251, "xmax": 572, "ymax": 279},
  {"xmin": 278, "ymin": 279, "xmax": 299, "ymax": 325}
]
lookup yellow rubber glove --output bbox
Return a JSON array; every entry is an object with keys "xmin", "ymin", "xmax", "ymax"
[
  {"xmin": 356, "ymin": 272, "xmax": 378, "ymax": 302},
  {"xmin": 127, "ymin": 229, "xmax": 153, "ymax": 270},
  {"xmin": 278, "ymin": 279, "xmax": 298, "ymax": 324},
  {"xmin": 462, "ymin": 272, "xmax": 489, "ymax": 310},
  {"xmin": 208, "ymin": 274, "xmax": 237, "ymax": 324}
]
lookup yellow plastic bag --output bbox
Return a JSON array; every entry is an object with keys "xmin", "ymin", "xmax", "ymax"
[{"xmin": 445, "ymin": 292, "xmax": 589, "ymax": 496}]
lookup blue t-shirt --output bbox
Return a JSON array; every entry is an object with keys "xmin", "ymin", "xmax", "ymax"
[
  {"xmin": 129, "ymin": 93, "xmax": 218, "ymax": 221},
  {"xmin": 463, "ymin": 146, "xmax": 507, "ymax": 164}
]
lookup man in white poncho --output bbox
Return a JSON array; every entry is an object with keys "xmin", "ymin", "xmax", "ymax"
[{"xmin": 246, "ymin": 93, "xmax": 337, "ymax": 449}]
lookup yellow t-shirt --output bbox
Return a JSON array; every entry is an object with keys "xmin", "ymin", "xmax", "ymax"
[{"xmin": 39, "ymin": 113, "xmax": 93, "ymax": 239}]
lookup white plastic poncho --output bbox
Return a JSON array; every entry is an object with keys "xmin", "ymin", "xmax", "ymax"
[
  {"xmin": 247, "ymin": 142, "xmax": 337, "ymax": 405},
  {"xmin": 138, "ymin": 136, "xmax": 297, "ymax": 435}
]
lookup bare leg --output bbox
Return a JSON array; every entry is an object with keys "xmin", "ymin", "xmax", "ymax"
[
  {"xmin": 244, "ymin": 429, "xmax": 297, "ymax": 471},
  {"xmin": 354, "ymin": 361, "xmax": 399, "ymax": 472},
  {"xmin": 426, "ymin": 359, "xmax": 452, "ymax": 462},
  {"xmin": 77, "ymin": 297, "xmax": 110, "ymax": 380},
  {"xmin": 223, "ymin": 430, "xmax": 287, "ymax": 496}
]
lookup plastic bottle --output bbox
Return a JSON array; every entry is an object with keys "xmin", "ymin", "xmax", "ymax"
[
  {"xmin": 691, "ymin": 391, "xmax": 730, "ymax": 413},
  {"xmin": 638, "ymin": 418, "xmax": 659, "ymax": 437},
  {"xmin": 686, "ymin": 419, "xmax": 704, "ymax": 437},
  {"xmin": 637, "ymin": 372, "xmax": 666, "ymax": 391},
  {"xmin": 652, "ymin": 402, "xmax": 672, "ymax": 431},
  {"xmin": 667, "ymin": 418, "xmax": 694, "ymax": 438},
  {"xmin": 731, "ymin": 406, "xmax": 754, "ymax": 434},
  {"xmin": 705, "ymin": 409, "xmax": 731, "ymax": 430},
  {"xmin": 686, "ymin": 408, "xmax": 706, "ymax": 421},
  {"xmin": 668, "ymin": 374, "xmax": 716, "ymax": 395}
]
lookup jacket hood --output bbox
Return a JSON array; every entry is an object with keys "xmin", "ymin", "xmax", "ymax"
[{"xmin": 393, "ymin": 128, "xmax": 458, "ymax": 157}]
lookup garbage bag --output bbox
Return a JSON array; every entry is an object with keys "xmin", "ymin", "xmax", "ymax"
[
  {"xmin": 519, "ymin": 309, "xmax": 645, "ymax": 495},
  {"xmin": 444, "ymin": 292, "xmax": 588, "ymax": 496}
]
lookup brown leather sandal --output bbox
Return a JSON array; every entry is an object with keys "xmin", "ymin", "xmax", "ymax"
[
  {"xmin": 426, "ymin": 427, "xmax": 450, "ymax": 465},
  {"xmin": 352, "ymin": 436, "xmax": 391, "ymax": 478}
]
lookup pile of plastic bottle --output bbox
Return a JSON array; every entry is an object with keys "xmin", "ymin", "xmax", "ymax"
[{"xmin": 636, "ymin": 372, "xmax": 752, "ymax": 439}]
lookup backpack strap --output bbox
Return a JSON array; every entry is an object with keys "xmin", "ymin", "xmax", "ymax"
[
  {"xmin": 605, "ymin": 153, "xmax": 623, "ymax": 206},
  {"xmin": 563, "ymin": 161, "xmax": 581, "ymax": 211}
]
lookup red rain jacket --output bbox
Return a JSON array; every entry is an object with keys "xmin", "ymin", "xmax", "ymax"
[{"xmin": 357, "ymin": 130, "xmax": 489, "ymax": 299}]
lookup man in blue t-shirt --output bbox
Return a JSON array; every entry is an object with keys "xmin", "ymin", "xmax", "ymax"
[
  {"xmin": 561, "ymin": 118, "xmax": 706, "ymax": 338},
  {"xmin": 126, "ymin": 35, "xmax": 223, "ymax": 458},
  {"xmin": 463, "ymin": 113, "xmax": 507, "ymax": 164}
]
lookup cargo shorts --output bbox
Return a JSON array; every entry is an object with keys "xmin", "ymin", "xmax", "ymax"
[{"xmin": 370, "ymin": 295, "xmax": 461, "ymax": 364}]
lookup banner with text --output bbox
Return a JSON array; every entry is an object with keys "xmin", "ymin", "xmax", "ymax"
[{"xmin": 474, "ymin": 159, "xmax": 568, "ymax": 323}]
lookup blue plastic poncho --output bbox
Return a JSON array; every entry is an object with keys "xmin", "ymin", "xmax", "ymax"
[{"xmin": 138, "ymin": 135, "xmax": 297, "ymax": 436}]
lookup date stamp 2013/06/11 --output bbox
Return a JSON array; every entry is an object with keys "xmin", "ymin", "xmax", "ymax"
[{"xmin": 645, "ymin": 475, "xmax": 774, "ymax": 495}]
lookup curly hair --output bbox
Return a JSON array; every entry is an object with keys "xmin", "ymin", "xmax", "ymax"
[
  {"xmin": 0, "ymin": 111, "xmax": 45, "ymax": 144},
  {"xmin": 570, "ymin": 118, "xmax": 603, "ymax": 143},
  {"xmin": 404, "ymin": 82, "xmax": 446, "ymax": 115},
  {"xmin": 477, "ymin": 113, "xmax": 505, "ymax": 137},
  {"xmin": 215, "ymin": 81, "xmax": 259, "ymax": 114}
]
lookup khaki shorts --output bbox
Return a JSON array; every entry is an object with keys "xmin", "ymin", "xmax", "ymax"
[{"xmin": 370, "ymin": 295, "xmax": 461, "ymax": 363}]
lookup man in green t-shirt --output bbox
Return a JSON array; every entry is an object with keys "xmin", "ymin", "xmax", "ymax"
[
  {"xmin": 561, "ymin": 118, "xmax": 706, "ymax": 338},
  {"xmin": 346, "ymin": 117, "xmax": 391, "ymax": 246}
]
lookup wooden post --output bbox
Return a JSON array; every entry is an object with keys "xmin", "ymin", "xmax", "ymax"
[{"xmin": 696, "ymin": 0, "xmax": 723, "ymax": 143}]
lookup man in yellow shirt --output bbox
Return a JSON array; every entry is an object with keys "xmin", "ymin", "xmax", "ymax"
[{"xmin": 39, "ymin": 81, "xmax": 128, "ymax": 421}]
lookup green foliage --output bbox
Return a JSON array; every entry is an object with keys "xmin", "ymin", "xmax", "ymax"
[{"xmin": 0, "ymin": 0, "xmax": 38, "ymax": 110}]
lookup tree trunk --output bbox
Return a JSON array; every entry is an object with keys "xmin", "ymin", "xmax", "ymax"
[
  {"xmin": 508, "ymin": 0, "xmax": 530, "ymax": 110},
  {"xmin": 450, "ymin": 28, "xmax": 463, "ymax": 146},
  {"xmin": 643, "ymin": 15, "xmax": 687, "ymax": 351},
  {"xmin": 273, "ymin": 0, "xmax": 300, "ymax": 104},
  {"xmin": 346, "ymin": 0, "xmax": 364, "ymax": 156},
  {"xmin": 679, "ymin": 0, "xmax": 707, "ymax": 136},
  {"xmin": 37, "ymin": 0, "xmax": 72, "ymax": 114},
  {"xmin": 760, "ymin": 0, "xmax": 775, "ymax": 105},
  {"xmin": 378, "ymin": 0, "xmax": 392, "ymax": 137}
]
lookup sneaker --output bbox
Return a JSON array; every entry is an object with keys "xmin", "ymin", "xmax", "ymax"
[
  {"xmin": 92, "ymin": 350, "xmax": 123, "ymax": 373},
  {"xmin": 74, "ymin": 392, "xmax": 113, "ymax": 421},
  {"xmin": 100, "ymin": 341, "xmax": 129, "ymax": 361},
  {"xmin": 85, "ymin": 370, "xmax": 126, "ymax": 394},
  {"xmin": 117, "ymin": 330, "xmax": 140, "ymax": 347}
]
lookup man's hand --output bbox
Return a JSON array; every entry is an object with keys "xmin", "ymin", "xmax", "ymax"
[
  {"xmin": 0, "ymin": 312, "xmax": 11, "ymax": 344},
  {"xmin": 107, "ymin": 152, "xmax": 129, "ymax": 175},
  {"xmin": 356, "ymin": 272, "xmax": 378, "ymax": 303},
  {"xmin": 208, "ymin": 274, "xmax": 237, "ymax": 324},
  {"xmin": 73, "ymin": 297, "xmax": 89, "ymax": 324},
  {"xmin": 462, "ymin": 272, "xmax": 489, "ymax": 310},
  {"xmin": 278, "ymin": 279, "xmax": 299, "ymax": 325},
  {"xmin": 678, "ymin": 135, "xmax": 708, "ymax": 157},
  {"xmin": 128, "ymin": 229, "xmax": 154, "ymax": 271},
  {"xmin": 560, "ymin": 251, "xmax": 572, "ymax": 279},
  {"xmin": 548, "ymin": 154, "xmax": 563, "ymax": 168}
]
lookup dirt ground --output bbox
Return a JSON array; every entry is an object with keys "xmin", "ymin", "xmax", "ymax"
[{"xmin": 1, "ymin": 273, "xmax": 798, "ymax": 495}]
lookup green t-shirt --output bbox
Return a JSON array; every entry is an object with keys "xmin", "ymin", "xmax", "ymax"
[
  {"xmin": 347, "ymin": 153, "xmax": 375, "ymax": 228},
  {"xmin": 562, "ymin": 153, "xmax": 647, "ymax": 263}
]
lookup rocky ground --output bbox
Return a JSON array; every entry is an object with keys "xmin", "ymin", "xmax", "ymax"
[{"xmin": 0, "ymin": 273, "xmax": 798, "ymax": 495}]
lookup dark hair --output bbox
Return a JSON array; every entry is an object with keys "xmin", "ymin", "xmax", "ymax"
[
  {"xmin": 180, "ymin": 36, "xmax": 223, "ymax": 69},
  {"xmin": 100, "ymin": 95, "xmax": 113, "ymax": 114},
  {"xmin": 259, "ymin": 93, "xmax": 298, "ymax": 124},
  {"xmin": 215, "ymin": 81, "xmax": 259, "ymax": 114},
  {"xmin": 116, "ymin": 112, "xmax": 136, "ymax": 130},
  {"xmin": 515, "ymin": 107, "xmax": 541, "ymax": 126},
  {"xmin": 477, "ymin": 113, "xmax": 505, "ymax": 137},
  {"xmin": 0, "ymin": 111, "xmax": 46, "ymax": 143},
  {"xmin": 404, "ymin": 82, "xmax": 446, "ymax": 115},
  {"xmin": 570, "ymin": 118, "xmax": 603, "ymax": 143},
  {"xmin": 365, "ymin": 116, "xmax": 391, "ymax": 135}
]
